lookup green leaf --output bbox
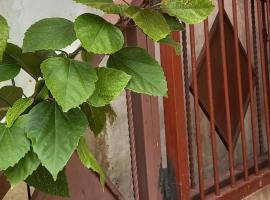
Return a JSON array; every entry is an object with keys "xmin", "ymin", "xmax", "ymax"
[
  {"xmin": 88, "ymin": 67, "xmax": 131, "ymax": 107},
  {"xmin": 5, "ymin": 43, "xmax": 56, "ymax": 80},
  {"xmin": 0, "ymin": 124, "xmax": 30, "ymax": 170},
  {"xmin": 26, "ymin": 165, "xmax": 69, "ymax": 197},
  {"xmin": 81, "ymin": 103, "xmax": 116, "ymax": 135},
  {"xmin": 41, "ymin": 57, "xmax": 97, "ymax": 112},
  {"xmin": 22, "ymin": 18, "xmax": 76, "ymax": 53},
  {"xmin": 124, "ymin": 7, "xmax": 170, "ymax": 41},
  {"xmin": 159, "ymin": 35, "xmax": 181, "ymax": 55},
  {"xmin": 32, "ymin": 80, "xmax": 49, "ymax": 101},
  {"xmin": 74, "ymin": 0, "xmax": 128, "ymax": 14},
  {"xmin": 107, "ymin": 47, "xmax": 167, "ymax": 96},
  {"xmin": 0, "ymin": 15, "xmax": 9, "ymax": 62},
  {"xmin": 0, "ymin": 54, "xmax": 20, "ymax": 82},
  {"xmin": 6, "ymin": 98, "xmax": 34, "ymax": 128},
  {"xmin": 5, "ymin": 150, "xmax": 40, "ymax": 188},
  {"xmin": 81, "ymin": 103, "xmax": 105, "ymax": 135},
  {"xmin": 81, "ymin": 49, "xmax": 94, "ymax": 63},
  {"xmin": 0, "ymin": 86, "xmax": 23, "ymax": 120},
  {"xmin": 163, "ymin": 13, "xmax": 185, "ymax": 31},
  {"xmin": 13, "ymin": 115, "xmax": 28, "ymax": 130},
  {"xmin": 77, "ymin": 137, "xmax": 105, "ymax": 186},
  {"xmin": 163, "ymin": 0, "xmax": 214, "ymax": 24},
  {"xmin": 26, "ymin": 101, "xmax": 88, "ymax": 179},
  {"xmin": 74, "ymin": 13, "xmax": 124, "ymax": 54}
]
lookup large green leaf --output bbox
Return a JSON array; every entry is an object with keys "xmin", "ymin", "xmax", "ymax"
[
  {"xmin": 26, "ymin": 101, "xmax": 88, "ymax": 179},
  {"xmin": 88, "ymin": 67, "xmax": 131, "ymax": 107},
  {"xmin": 0, "ymin": 15, "xmax": 9, "ymax": 62},
  {"xmin": 5, "ymin": 150, "xmax": 40, "ymax": 187},
  {"xmin": 41, "ymin": 57, "xmax": 97, "ymax": 112},
  {"xmin": 74, "ymin": 0, "xmax": 128, "ymax": 14},
  {"xmin": 5, "ymin": 43, "xmax": 56, "ymax": 80},
  {"xmin": 74, "ymin": 13, "xmax": 124, "ymax": 54},
  {"xmin": 162, "ymin": 0, "xmax": 214, "ymax": 24},
  {"xmin": 26, "ymin": 165, "xmax": 69, "ymax": 197},
  {"xmin": 0, "ymin": 86, "xmax": 23, "ymax": 120},
  {"xmin": 6, "ymin": 98, "xmax": 33, "ymax": 128},
  {"xmin": 159, "ymin": 35, "xmax": 181, "ymax": 55},
  {"xmin": 0, "ymin": 54, "xmax": 20, "ymax": 82},
  {"xmin": 107, "ymin": 47, "xmax": 167, "ymax": 96},
  {"xmin": 163, "ymin": 13, "xmax": 185, "ymax": 31},
  {"xmin": 124, "ymin": 7, "xmax": 170, "ymax": 41},
  {"xmin": 0, "ymin": 124, "xmax": 30, "ymax": 170},
  {"xmin": 77, "ymin": 137, "xmax": 105, "ymax": 186},
  {"xmin": 22, "ymin": 18, "xmax": 76, "ymax": 53}
]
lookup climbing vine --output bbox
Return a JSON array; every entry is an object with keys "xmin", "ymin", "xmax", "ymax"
[{"xmin": 0, "ymin": 0, "xmax": 214, "ymax": 197}]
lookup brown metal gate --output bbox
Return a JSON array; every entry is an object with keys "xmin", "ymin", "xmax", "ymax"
[{"xmin": 161, "ymin": 0, "xmax": 270, "ymax": 199}]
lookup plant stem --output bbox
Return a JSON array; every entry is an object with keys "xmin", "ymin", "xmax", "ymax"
[
  {"xmin": 56, "ymin": 49, "xmax": 69, "ymax": 57},
  {"xmin": 69, "ymin": 46, "xmax": 83, "ymax": 59},
  {"xmin": 122, "ymin": 0, "xmax": 130, "ymax": 5}
]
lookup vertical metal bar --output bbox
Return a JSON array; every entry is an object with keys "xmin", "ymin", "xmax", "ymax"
[
  {"xmin": 218, "ymin": 0, "xmax": 235, "ymax": 186},
  {"xmin": 161, "ymin": 31, "xmax": 191, "ymax": 200},
  {"xmin": 232, "ymin": 0, "xmax": 248, "ymax": 180},
  {"xmin": 126, "ymin": 90, "xmax": 140, "ymax": 200},
  {"xmin": 204, "ymin": 19, "xmax": 220, "ymax": 194},
  {"xmin": 182, "ymin": 26, "xmax": 196, "ymax": 188},
  {"xmin": 256, "ymin": 0, "xmax": 270, "ymax": 167},
  {"xmin": 251, "ymin": 0, "xmax": 264, "ymax": 155},
  {"xmin": 190, "ymin": 25, "xmax": 205, "ymax": 199},
  {"xmin": 244, "ymin": 0, "xmax": 259, "ymax": 175}
]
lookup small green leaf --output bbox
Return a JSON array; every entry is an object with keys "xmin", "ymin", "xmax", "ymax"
[
  {"xmin": 0, "ymin": 124, "xmax": 30, "ymax": 170},
  {"xmin": 107, "ymin": 47, "xmax": 167, "ymax": 96},
  {"xmin": 0, "ymin": 86, "xmax": 23, "ymax": 120},
  {"xmin": 32, "ymin": 80, "xmax": 49, "ymax": 101},
  {"xmin": 26, "ymin": 101, "xmax": 88, "ymax": 179},
  {"xmin": 77, "ymin": 137, "xmax": 105, "ymax": 186},
  {"xmin": 159, "ymin": 35, "xmax": 181, "ymax": 55},
  {"xmin": 0, "ymin": 15, "xmax": 9, "ymax": 62},
  {"xmin": 0, "ymin": 54, "xmax": 20, "ymax": 82},
  {"xmin": 81, "ymin": 103, "xmax": 106, "ymax": 135},
  {"xmin": 163, "ymin": 13, "xmax": 185, "ymax": 31},
  {"xmin": 26, "ymin": 166, "xmax": 69, "ymax": 197},
  {"xmin": 13, "ymin": 115, "xmax": 28, "ymax": 130},
  {"xmin": 6, "ymin": 98, "xmax": 33, "ymax": 128},
  {"xmin": 41, "ymin": 57, "xmax": 97, "ymax": 112},
  {"xmin": 88, "ymin": 67, "xmax": 131, "ymax": 107},
  {"xmin": 74, "ymin": 13, "xmax": 124, "ymax": 54},
  {"xmin": 163, "ymin": 0, "xmax": 214, "ymax": 24},
  {"xmin": 5, "ymin": 150, "xmax": 40, "ymax": 188},
  {"xmin": 23, "ymin": 18, "xmax": 76, "ymax": 53},
  {"xmin": 124, "ymin": 7, "xmax": 170, "ymax": 41},
  {"xmin": 5, "ymin": 43, "xmax": 55, "ymax": 80},
  {"xmin": 74, "ymin": 0, "xmax": 128, "ymax": 14}
]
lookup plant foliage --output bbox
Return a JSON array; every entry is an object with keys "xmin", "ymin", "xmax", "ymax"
[{"xmin": 0, "ymin": 0, "xmax": 214, "ymax": 196}]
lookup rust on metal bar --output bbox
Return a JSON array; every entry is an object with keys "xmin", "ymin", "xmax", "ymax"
[
  {"xmin": 243, "ymin": 0, "xmax": 259, "ymax": 174},
  {"xmin": 161, "ymin": 31, "xmax": 190, "ymax": 199},
  {"xmin": 218, "ymin": 0, "xmax": 235, "ymax": 186},
  {"xmin": 182, "ymin": 26, "xmax": 196, "ymax": 188},
  {"xmin": 257, "ymin": 0, "xmax": 270, "ymax": 167},
  {"xmin": 207, "ymin": 168, "xmax": 270, "ymax": 200},
  {"xmin": 190, "ymin": 25, "xmax": 205, "ymax": 199},
  {"xmin": 203, "ymin": 18, "xmax": 220, "ymax": 195},
  {"xmin": 231, "ymin": 0, "xmax": 248, "ymax": 180}
]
